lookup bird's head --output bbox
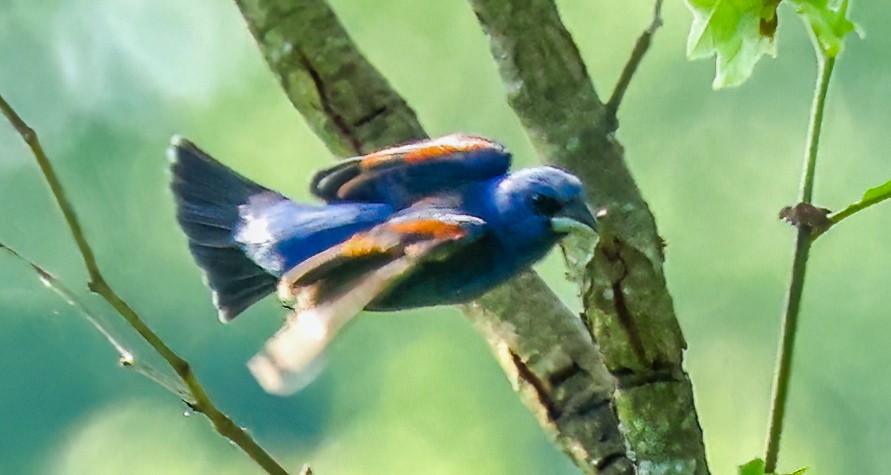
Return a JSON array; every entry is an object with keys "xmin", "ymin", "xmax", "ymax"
[{"xmin": 495, "ymin": 166, "xmax": 598, "ymax": 241}]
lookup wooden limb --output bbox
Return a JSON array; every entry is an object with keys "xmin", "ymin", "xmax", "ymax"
[
  {"xmin": 468, "ymin": 0, "xmax": 709, "ymax": 472},
  {"xmin": 234, "ymin": 0, "xmax": 631, "ymax": 472}
]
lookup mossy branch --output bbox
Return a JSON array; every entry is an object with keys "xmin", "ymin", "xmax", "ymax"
[
  {"xmin": 0, "ymin": 93, "xmax": 291, "ymax": 475},
  {"xmin": 234, "ymin": 0, "xmax": 632, "ymax": 472},
  {"xmin": 468, "ymin": 0, "xmax": 708, "ymax": 472}
]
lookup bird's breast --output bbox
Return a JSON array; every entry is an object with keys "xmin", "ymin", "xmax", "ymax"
[{"xmin": 367, "ymin": 232, "xmax": 557, "ymax": 310}]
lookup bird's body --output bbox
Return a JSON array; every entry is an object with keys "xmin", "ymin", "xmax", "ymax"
[
  {"xmin": 234, "ymin": 178, "xmax": 563, "ymax": 310},
  {"xmin": 170, "ymin": 134, "xmax": 596, "ymax": 394}
]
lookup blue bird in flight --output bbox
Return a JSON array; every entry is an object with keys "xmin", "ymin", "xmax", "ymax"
[{"xmin": 169, "ymin": 134, "xmax": 597, "ymax": 394}]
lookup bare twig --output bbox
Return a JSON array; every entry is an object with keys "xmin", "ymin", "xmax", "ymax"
[
  {"xmin": 823, "ymin": 181, "xmax": 891, "ymax": 233},
  {"xmin": 606, "ymin": 0, "xmax": 664, "ymax": 122},
  {"xmin": 0, "ymin": 242, "xmax": 187, "ymax": 397},
  {"xmin": 0, "ymin": 93, "xmax": 290, "ymax": 475}
]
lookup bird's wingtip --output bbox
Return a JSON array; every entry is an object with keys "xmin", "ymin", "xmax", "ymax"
[
  {"xmin": 167, "ymin": 134, "xmax": 199, "ymax": 164},
  {"xmin": 167, "ymin": 135, "xmax": 184, "ymax": 163},
  {"xmin": 169, "ymin": 134, "xmax": 189, "ymax": 148},
  {"xmin": 248, "ymin": 352, "xmax": 325, "ymax": 396},
  {"xmin": 213, "ymin": 291, "xmax": 236, "ymax": 324}
]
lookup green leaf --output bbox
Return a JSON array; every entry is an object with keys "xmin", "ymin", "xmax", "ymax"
[
  {"xmin": 830, "ymin": 179, "xmax": 891, "ymax": 225},
  {"xmin": 787, "ymin": 0, "xmax": 859, "ymax": 57},
  {"xmin": 739, "ymin": 459, "xmax": 767, "ymax": 475},
  {"xmin": 684, "ymin": 0, "xmax": 782, "ymax": 88},
  {"xmin": 738, "ymin": 458, "xmax": 809, "ymax": 475},
  {"xmin": 860, "ymin": 181, "xmax": 891, "ymax": 205}
]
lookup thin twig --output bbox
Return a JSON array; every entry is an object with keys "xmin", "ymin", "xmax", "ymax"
[
  {"xmin": 824, "ymin": 181, "xmax": 891, "ymax": 230},
  {"xmin": 799, "ymin": 59, "xmax": 836, "ymax": 205},
  {"xmin": 764, "ymin": 227, "xmax": 812, "ymax": 472},
  {"xmin": 764, "ymin": 54, "xmax": 836, "ymax": 473},
  {"xmin": 0, "ymin": 242, "xmax": 189, "ymax": 398},
  {"xmin": 605, "ymin": 0, "xmax": 663, "ymax": 121},
  {"xmin": 0, "ymin": 93, "xmax": 290, "ymax": 475},
  {"xmin": 829, "ymin": 196, "xmax": 891, "ymax": 226}
]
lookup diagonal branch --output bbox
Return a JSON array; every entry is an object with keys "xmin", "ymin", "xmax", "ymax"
[
  {"xmin": 0, "ymin": 93, "xmax": 291, "ymax": 475},
  {"xmin": 234, "ymin": 0, "xmax": 632, "ymax": 472},
  {"xmin": 468, "ymin": 0, "xmax": 709, "ymax": 472},
  {"xmin": 233, "ymin": 0, "xmax": 426, "ymax": 156},
  {"xmin": 0, "ymin": 242, "xmax": 188, "ymax": 398},
  {"xmin": 606, "ymin": 0, "xmax": 664, "ymax": 121}
]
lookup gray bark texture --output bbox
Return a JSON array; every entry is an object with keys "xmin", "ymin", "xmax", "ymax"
[
  {"xmin": 469, "ymin": 1, "xmax": 708, "ymax": 473},
  {"xmin": 234, "ymin": 0, "xmax": 707, "ymax": 473}
]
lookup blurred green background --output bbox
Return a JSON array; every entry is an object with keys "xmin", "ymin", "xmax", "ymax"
[{"xmin": 1, "ymin": 1, "xmax": 889, "ymax": 474}]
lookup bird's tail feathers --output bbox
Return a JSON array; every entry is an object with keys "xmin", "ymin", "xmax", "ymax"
[{"xmin": 169, "ymin": 136, "xmax": 278, "ymax": 322}]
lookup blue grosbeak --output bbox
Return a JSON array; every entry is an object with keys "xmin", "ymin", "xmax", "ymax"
[{"xmin": 170, "ymin": 134, "xmax": 597, "ymax": 394}]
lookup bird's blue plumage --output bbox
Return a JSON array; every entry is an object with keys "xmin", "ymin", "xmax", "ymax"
[
  {"xmin": 170, "ymin": 134, "xmax": 598, "ymax": 394},
  {"xmin": 310, "ymin": 134, "xmax": 511, "ymax": 207},
  {"xmin": 368, "ymin": 170, "xmax": 581, "ymax": 309},
  {"xmin": 170, "ymin": 137, "xmax": 391, "ymax": 321},
  {"xmin": 233, "ymin": 194, "xmax": 392, "ymax": 275},
  {"xmin": 171, "ymin": 134, "xmax": 595, "ymax": 321}
]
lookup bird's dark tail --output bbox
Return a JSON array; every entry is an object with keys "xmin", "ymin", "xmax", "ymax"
[{"xmin": 169, "ymin": 136, "xmax": 278, "ymax": 322}]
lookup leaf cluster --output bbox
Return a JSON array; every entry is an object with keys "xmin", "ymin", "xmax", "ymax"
[{"xmin": 686, "ymin": 0, "xmax": 857, "ymax": 88}]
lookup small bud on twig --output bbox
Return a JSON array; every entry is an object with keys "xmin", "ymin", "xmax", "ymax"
[{"xmin": 779, "ymin": 203, "xmax": 832, "ymax": 233}]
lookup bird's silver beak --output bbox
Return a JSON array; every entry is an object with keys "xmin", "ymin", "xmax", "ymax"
[{"xmin": 550, "ymin": 201, "xmax": 598, "ymax": 234}]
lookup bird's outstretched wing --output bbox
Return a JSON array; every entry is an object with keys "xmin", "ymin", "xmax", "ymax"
[
  {"xmin": 248, "ymin": 212, "xmax": 487, "ymax": 395},
  {"xmin": 310, "ymin": 134, "xmax": 511, "ymax": 206}
]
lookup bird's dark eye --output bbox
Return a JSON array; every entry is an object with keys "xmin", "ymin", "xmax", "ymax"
[{"xmin": 531, "ymin": 193, "xmax": 563, "ymax": 216}]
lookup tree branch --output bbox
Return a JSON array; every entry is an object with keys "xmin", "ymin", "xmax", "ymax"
[
  {"xmin": 468, "ymin": 272, "xmax": 633, "ymax": 474},
  {"xmin": 0, "ymin": 93, "xmax": 290, "ymax": 475},
  {"xmin": 606, "ymin": 0, "xmax": 664, "ymax": 121},
  {"xmin": 233, "ymin": 0, "xmax": 425, "ymax": 156},
  {"xmin": 234, "ymin": 0, "xmax": 631, "ymax": 472},
  {"xmin": 468, "ymin": 0, "xmax": 709, "ymax": 472},
  {"xmin": 0, "ymin": 241, "xmax": 190, "ymax": 399}
]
